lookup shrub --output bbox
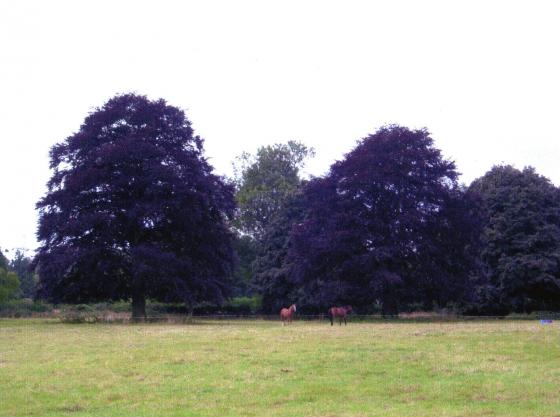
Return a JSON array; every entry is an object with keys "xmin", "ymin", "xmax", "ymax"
[
  {"xmin": 0, "ymin": 299, "xmax": 52, "ymax": 317},
  {"xmin": 59, "ymin": 304, "xmax": 99, "ymax": 323}
]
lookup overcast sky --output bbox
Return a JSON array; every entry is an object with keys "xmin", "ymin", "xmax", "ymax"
[{"xmin": 1, "ymin": 0, "xmax": 559, "ymax": 257}]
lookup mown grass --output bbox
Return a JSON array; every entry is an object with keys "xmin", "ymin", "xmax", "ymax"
[{"xmin": 1, "ymin": 319, "xmax": 559, "ymax": 417}]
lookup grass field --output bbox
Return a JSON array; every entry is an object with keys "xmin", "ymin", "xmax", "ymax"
[{"xmin": 1, "ymin": 319, "xmax": 560, "ymax": 417}]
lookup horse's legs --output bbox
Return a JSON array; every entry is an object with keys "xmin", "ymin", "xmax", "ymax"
[
  {"xmin": 330, "ymin": 314, "xmax": 333, "ymax": 326},
  {"xmin": 344, "ymin": 316, "xmax": 347, "ymax": 325}
]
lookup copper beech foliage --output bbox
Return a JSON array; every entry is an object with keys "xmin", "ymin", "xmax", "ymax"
[
  {"xmin": 33, "ymin": 94, "xmax": 235, "ymax": 318},
  {"xmin": 30, "ymin": 99, "xmax": 560, "ymax": 317},
  {"xmin": 288, "ymin": 126, "xmax": 480, "ymax": 315}
]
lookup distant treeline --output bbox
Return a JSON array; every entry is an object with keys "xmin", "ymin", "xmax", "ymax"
[{"xmin": 2, "ymin": 94, "xmax": 559, "ymax": 317}]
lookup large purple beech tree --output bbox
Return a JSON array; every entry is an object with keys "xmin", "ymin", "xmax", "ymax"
[
  {"xmin": 289, "ymin": 126, "xmax": 479, "ymax": 315},
  {"xmin": 33, "ymin": 94, "xmax": 235, "ymax": 319}
]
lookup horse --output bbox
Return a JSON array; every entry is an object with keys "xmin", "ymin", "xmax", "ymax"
[
  {"xmin": 280, "ymin": 304, "xmax": 297, "ymax": 325},
  {"xmin": 328, "ymin": 306, "xmax": 352, "ymax": 326}
]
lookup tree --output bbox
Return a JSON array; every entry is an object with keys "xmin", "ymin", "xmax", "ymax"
[
  {"xmin": 0, "ymin": 249, "xmax": 8, "ymax": 270},
  {"xmin": 252, "ymin": 192, "xmax": 307, "ymax": 313},
  {"xmin": 233, "ymin": 141, "xmax": 314, "ymax": 240},
  {"xmin": 33, "ymin": 94, "xmax": 235, "ymax": 319},
  {"xmin": 0, "ymin": 248, "xmax": 20, "ymax": 304},
  {"xmin": 469, "ymin": 166, "xmax": 560, "ymax": 313},
  {"xmin": 10, "ymin": 250, "xmax": 36, "ymax": 298},
  {"xmin": 289, "ymin": 126, "xmax": 477, "ymax": 314},
  {"xmin": 230, "ymin": 234, "xmax": 257, "ymax": 297},
  {"xmin": 231, "ymin": 141, "xmax": 313, "ymax": 301},
  {"xmin": 409, "ymin": 185, "xmax": 483, "ymax": 311},
  {"xmin": 0, "ymin": 267, "xmax": 20, "ymax": 304}
]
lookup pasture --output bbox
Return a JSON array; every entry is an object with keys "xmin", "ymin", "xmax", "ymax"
[{"xmin": 1, "ymin": 319, "xmax": 559, "ymax": 417}]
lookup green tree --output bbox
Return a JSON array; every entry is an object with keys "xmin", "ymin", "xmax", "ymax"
[
  {"xmin": 232, "ymin": 141, "xmax": 313, "ymax": 301},
  {"xmin": 0, "ymin": 267, "xmax": 20, "ymax": 304},
  {"xmin": 0, "ymin": 248, "xmax": 8, "ymax": 270},
  {"xmin": 469, "ymin": 166, "xmax": 560, "ymax": 312},
  {"xmin": 234, "ymin": 141, "xmax": 314, "ymax": 240},
  {"xmin": 231, "ymin": 235, "xmax": 257, "ymax": 297},
  {"xmin": 10, "ymin": 250, "xmax": 36, "ymax": 298},
  {"xmin": 252, "ymin": 192, "xmax": 307, "ymax": 312}
]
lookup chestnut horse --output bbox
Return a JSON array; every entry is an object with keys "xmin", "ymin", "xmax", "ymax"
[
  {"xmin": 280, "ymin": 304, "xmax": 297, "ymax": 325},
  {"xmin": 329, "ymin": 306, "xmax": 352, "ymax": 326}
]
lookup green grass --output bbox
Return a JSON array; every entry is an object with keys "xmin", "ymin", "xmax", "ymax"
[{"xmin": 1, "ymin": 319, "xmax": 559, "ymax": 417}]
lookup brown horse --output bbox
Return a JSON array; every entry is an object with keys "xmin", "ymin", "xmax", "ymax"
[
  {"xmin": 280, "ymin": 304, "xmax": 297, "ymax": 325},
  {"xmin": 329, "ymin": 306, "xmax": 352, "ymax": 326}
]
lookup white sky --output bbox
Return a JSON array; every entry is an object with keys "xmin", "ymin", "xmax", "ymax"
[{"xmin": 1, "ymin": 0, "xmax": 559, "ymax": 257}]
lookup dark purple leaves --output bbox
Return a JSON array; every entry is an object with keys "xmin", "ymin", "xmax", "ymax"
[{"xmin": 34, "ymin": 94, "xmax": 234, "ymax": 314}]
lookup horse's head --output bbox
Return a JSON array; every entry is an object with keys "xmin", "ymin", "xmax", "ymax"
[
  {"xmin": 291, "ymin": 304, "xmax": 297, "ymax": 312},
  {"xmin": 345, "ymin": 306, "xmax": 353, "ymax": 313}
]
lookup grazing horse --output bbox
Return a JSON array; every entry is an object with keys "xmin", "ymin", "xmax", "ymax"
[
  {"xmin": 280, "ymin": 304, "xmax": 297, "ymax": 325},
  {"xmin": 329, "ymin": 306, "xmax": 352, "ymax": 326}
]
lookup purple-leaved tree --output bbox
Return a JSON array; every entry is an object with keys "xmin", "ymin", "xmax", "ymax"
[
  {"xmin": 33, "ymin": 94, "xmax": 235, "ymax": 319},
  {"xmin": 289, "ymin": 126, "xmax": 479, "ymax": 315}
]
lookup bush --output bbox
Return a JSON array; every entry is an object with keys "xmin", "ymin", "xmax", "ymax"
[
  {"xmin": 226, "ymin": 296, "xmax": 262, "ymax": 314},
  {"xmin": 59, "ymin": 304, "xmax": 100, "ymax": 323},
  {"xmin": 145, "ymin": 296, "xmax": 263, "ymax": 316},
  {"xmin": 0, "ymin": 296, "xmax": 265, "ymax": 319},
  {"xmin": 0, "ymin": 299, "xmax": 52, "ymax": 317}
]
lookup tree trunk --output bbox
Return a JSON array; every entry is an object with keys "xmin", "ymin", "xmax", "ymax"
[
  {"xmin": 186, "ymin": 301, "xmax": 194, "ymax": 323},
  {"xmin": 381, "ymin": 295, "xmax": 399, "ymax": 318},
  {"xmin": 423, "ymin": 298, "xmax": 434, "ymax": 312},
  {"xmin": 132, "ymin": 293, "xmax": 147, "ymax": 322}
]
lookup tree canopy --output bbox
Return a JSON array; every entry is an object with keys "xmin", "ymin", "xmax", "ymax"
[
  {"xmin": 469, "ymin": 165, "xmax": 560, "ymax": 313},
  {"xmin": 33, "ymin": 94, "xmax": 235, "ymax": 318},
  {"xmin": 0, "ymin": 267, "xmax": 20, "ymax": 304},
  {"xmin": 252, "ymin": 191, "xmax": 307, "ymax": 313},
  {"xmin": 289, "ymin": 126, "xmax": 478, "ymax": 314},
  {"xmin": 230, "ymin": 235, "xmax": 257, "ymax": 297},
  {"xmin": 0, "ymin": 249, "xmax": 8, "ymax": 271},
  {"xmin": 233, "ymin": 141, "xmax": 314, "ymax": 239},
  {"xmin": 20, "ymin": 95, "xmax": 560, "ymax": 317},
  {"xmin": 230, "ymin": 141, "xmax": 313, "ymax": 300},
  {"xmin": 10, "ymin": 250, "xmax": 36, "ymax": 299}
]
